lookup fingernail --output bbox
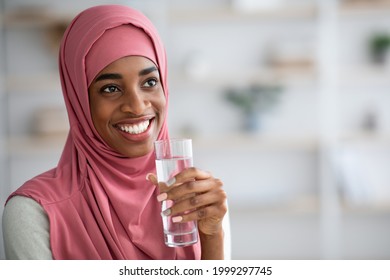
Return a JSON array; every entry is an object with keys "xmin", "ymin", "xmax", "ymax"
[
  {"xmin": 172, "ymin": 216, "xmax": 183, "ymax": 223},
  {"xmin": 166, "ymin": 177, "xmax": 176, "ymax": 187},
  {"xmin": 157, "ymin": 193, "xmax": 167, "ymax": 202},
  {"xmin": 162, "ymin": 208, "xmax": 171, "ymax": 216},
  {"xmin": 146, "ymin": 173, "xmax": 153, "ymax": 181}
]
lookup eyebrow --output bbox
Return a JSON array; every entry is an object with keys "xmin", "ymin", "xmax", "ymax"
[
  {"xmin": 139, "ymin": 66, "xmax": 158, "ymax": 76},
  {"xmin": 94, "ymin": 73, "xmax": 122, "ymax": 82},
  {"xmin": 94, "ymin": 66, "xmax": 158, "ymax": 82}
]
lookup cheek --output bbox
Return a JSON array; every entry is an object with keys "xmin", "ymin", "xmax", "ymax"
[
  {"xmin": 90, "ymin": 99, "xmax": 111, "ymax": 132},
  {"xmin": 157, "ymin": 95, "xmax": 167, "ymax": 121}
]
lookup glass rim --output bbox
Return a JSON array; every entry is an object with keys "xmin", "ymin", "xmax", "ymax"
[{"xmin": 154, "ymin": 138, "xmax": 192, "ymax": 145}]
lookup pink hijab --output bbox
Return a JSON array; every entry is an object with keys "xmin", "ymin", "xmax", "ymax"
[{"xmin": 8, "ymin": 5, "xmax": 201, "ymax": 260}]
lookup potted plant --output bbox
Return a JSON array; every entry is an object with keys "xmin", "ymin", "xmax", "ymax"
[
  {"xmin": 369, "ymin": 33, "xmax": 390, "ymax": 64},
  {"xmin": 224, "ymin": 84, "xmax": 283, "ymax": 133}
]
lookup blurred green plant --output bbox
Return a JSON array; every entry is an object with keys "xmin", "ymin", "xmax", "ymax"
[
  {"xmin": 224, "ymin": 84, "xmax": 283, "ymax": 131},
  {"xmin": 225, "ymin": 84, "xmax": 282, "ymax": 114},
  {"xmin": 369, "ymin": 33, "xmax": 390, "ymax": 64}
]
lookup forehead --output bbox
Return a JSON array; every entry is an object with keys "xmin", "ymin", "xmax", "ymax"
[{"xmin": 98, "ymin": 55, "xmax": 157, "ymax": 73}]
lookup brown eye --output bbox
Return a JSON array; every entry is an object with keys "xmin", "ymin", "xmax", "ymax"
[
  {"xmin": 142, "ymin": 78, "xmax": 158, "ymax": 88},
  {"xmin": 102, "ymin": 85, "xmax": 120, "ymax": 93}
]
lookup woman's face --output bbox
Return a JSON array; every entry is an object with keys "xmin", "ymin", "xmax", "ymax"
[{"xmin": 89, "ymin": 55, "xmax": 166, "ymax": 158}]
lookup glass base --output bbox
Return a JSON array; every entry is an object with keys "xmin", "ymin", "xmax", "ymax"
[{"xmin": 164, "ymin": 230, "xmax": 198, "ymax": 247}]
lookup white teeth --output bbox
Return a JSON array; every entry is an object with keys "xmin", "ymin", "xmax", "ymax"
[{"xmin": 118, "ymin": 120, "xmax": 150, "ymax": 135}]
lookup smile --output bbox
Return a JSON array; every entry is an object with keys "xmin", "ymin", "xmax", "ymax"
[{"xmin": 117, "ymin": 120, "xmax": 150, "ymax": 135}]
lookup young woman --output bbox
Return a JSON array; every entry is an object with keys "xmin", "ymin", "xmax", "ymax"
[{"xmin": 2, "ymin": 5, "xmax": 227, "ymax": 260}]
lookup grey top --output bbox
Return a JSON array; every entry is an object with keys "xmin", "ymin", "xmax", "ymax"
[{"xmin": 2, "ymin": 195, "xmax": 53, "ymax": 259}]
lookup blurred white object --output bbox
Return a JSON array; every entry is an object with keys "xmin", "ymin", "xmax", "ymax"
[
  {"xmin": 336, "ymin": 140, "xmax": 390, "ymax": 206},
  {"xmin": 184, "ymin": 51, "xmax": 211, "ymax": 81},
  {"xmin": 223, "ymin": 202, "xmax": 232, "ymax": 260},
  {"xmin": 231, "ymin": 0, "xmax": 283, "ymax": 13},
  {"xmin": 385, "ymin": 49, "xmax": 390, "ymax": 70}
]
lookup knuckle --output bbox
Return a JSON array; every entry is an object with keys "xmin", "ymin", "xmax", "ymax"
[
  {"xmin": 216, "ymin": 188, "xmax": 227, "ymax": 200},
  {"xmin": 214, "ymin": 178, "xmax": 223, "ymax": 188},
  {"xmin": 188, "ymin": 167, "xmax": 197, "ymax": 173},
  {"xmin": 189, "ymin": 195, "xmax": 200, "ymax": 206},
  {"xmin": 197, "ymin": 208, "xmax": 207, "ymax": 219},
  {"xmin": 185, "ymin": 181, "xmax": 196, "ymax": 191},
  {"xmin": 221, "ymin": 189, "xmax": 227, "ymax": 200},
  {"xmin": 220, "ymin": 202, "xmax": 228, "ymax": 215}
]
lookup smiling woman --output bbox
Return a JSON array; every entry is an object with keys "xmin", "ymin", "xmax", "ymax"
[{"xmin": 2, "ymin": 5, "xmax": 227, "ymax": 260}]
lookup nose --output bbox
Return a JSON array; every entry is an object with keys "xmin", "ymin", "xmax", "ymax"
[{"xmin": 120, "ymin": 88, "xmax": 150, "ymax": 115}]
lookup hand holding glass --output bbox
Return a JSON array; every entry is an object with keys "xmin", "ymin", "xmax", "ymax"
[{"xmin": 154, "ymin": 138, "xmax": 198, "ymax": 247}]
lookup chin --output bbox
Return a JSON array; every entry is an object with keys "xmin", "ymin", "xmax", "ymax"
[{"xmin": 121, "ymin": 143, "xmax": 154, "ymax": 158}]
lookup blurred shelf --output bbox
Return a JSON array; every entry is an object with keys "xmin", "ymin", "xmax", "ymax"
[
  {"xmin": 3, "ymin": 7, "xmax": 72, "ymax": 29},
  {"xmin": 195, "ymin": 132, "xmax": 390, "ymax": 153},
  {"xmin": 170, "ymin": 67, "xmax": 318, "ymax": 88},
  {"xmin": 340, "ymin": 0, "xmax": 390, "ymax": 17},
  {"xmin": 168, "ymin": 5, "xmax": 317, "ymax": 23},
  {"xmin": 5, "ymin": 72, "xmax": 61, "ymax": 93},
  {"xmin": 341, "ymin": 201, "xmax": 390, "ymax": 214},
  {"xmin": 8, "ymin": 132, "xmax": 389, "ymax": 158},
  {"xmin": 169, "ymin": 60, "xmax": 390, "ymax": 90},
  {"xmin": 194, "ymin": 134, "xmax": 319, "ymax": 152},
  {"xmin": 7, "ymin": 134, "xmax": 67, "ymax": 157},
  {"xmin": 339, "ymin": 132, "xmax": 390, "ymax": 144}
]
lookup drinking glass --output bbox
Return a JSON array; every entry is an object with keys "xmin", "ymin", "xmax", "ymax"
[{"xmin": 154, "ymin": 138, "xmax": 198, "ymax": 247}]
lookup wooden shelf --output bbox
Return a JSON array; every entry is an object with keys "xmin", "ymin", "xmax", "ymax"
[
  {"xmin": 170, "ymin": 67, "xmax": 318, "ymax": 88},
  {"xmin": 168, "ymin": 5, "xmax": 317, "ymax": 22},
  {"xmin": 194, "ymin": 134, "xmax": 319, "ymax": 152},
  {"xmin": 339, "ymin": 132, "xmax": 390, "ymax": 144},
  {"xmin": 341, "ymin": 0, "xmax": 390, "ymax": 10},
  {"xmin": 341, "ymin": 201, "xmax": 390, "ymax": 214},
  {"xmin": 340, "ymin": 1, "xmax": 390, "ymax": 17},
  {"xmin": 8, "ymin": 132, "xmax": 389, "ymax": 158},
  {"xmin": 3, "ymin": 7, "xmax": 72, "ymax": 29}
]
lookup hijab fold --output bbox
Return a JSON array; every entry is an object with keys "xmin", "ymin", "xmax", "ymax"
[{"xmin": 8, "ymin": 5, "xmax": 200, "ymax": 260}]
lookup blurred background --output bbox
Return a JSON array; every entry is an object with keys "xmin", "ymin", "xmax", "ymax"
[{"xmin": 1, "ymin": 0, "xmax": 390, "ymax": 259}]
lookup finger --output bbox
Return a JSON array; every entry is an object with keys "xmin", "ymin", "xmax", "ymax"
[
  {"xmin": 167, "ymin": 188, "xmax": 227, "ymax": 217},
  {"xmin": 172, "ymin": 202, "xmax": 227, "ymax": 224},
  {"xmin": 159, "ymin": 167, "xmax": 212, "ymax": 192},
  {"xmin": 163, "ymin": 178, "xmax": 223, "ymax": 202}
]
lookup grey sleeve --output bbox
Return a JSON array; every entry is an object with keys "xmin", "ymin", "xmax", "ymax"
[{"xmin": 2, "ymin": 195, "xmax": 53, "ymax": 260}]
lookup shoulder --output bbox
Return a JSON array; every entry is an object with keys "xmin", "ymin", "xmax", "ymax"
[
  {"xmin": 2, "ymin": 196, "xmax": 53, "ymax": 259},
  {"xmin": 4, "ymin": 195, "xmax": 48, "ymax": 224},
  {"xmin": 9, "ymin": 166, "xmax": 76, "ymax": 205}
]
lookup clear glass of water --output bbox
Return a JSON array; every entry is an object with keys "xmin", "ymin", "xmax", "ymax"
[{"xmin": 154, "ymin": 138, "xmax": 198, "ymax": 247}]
